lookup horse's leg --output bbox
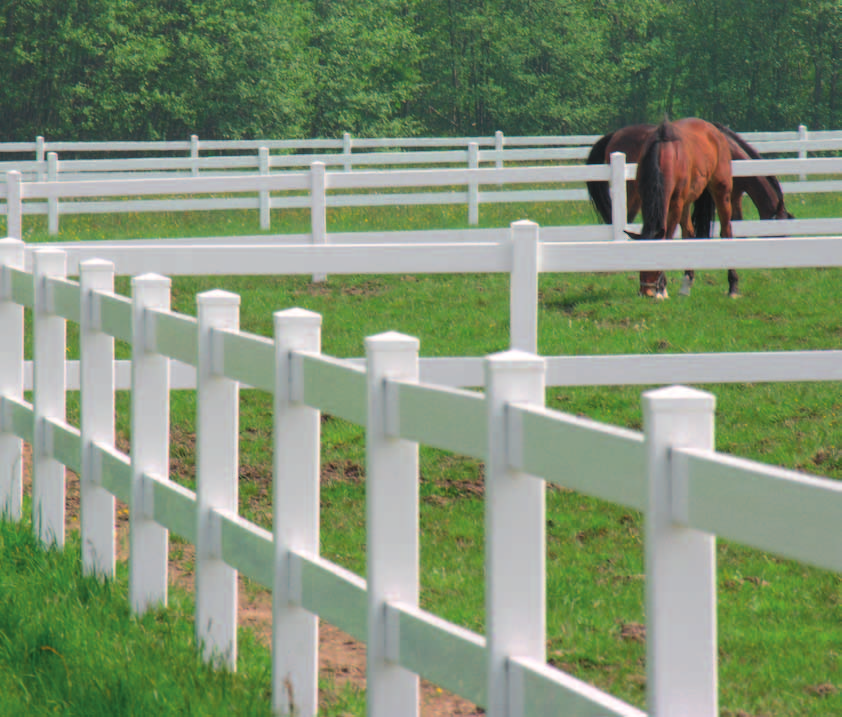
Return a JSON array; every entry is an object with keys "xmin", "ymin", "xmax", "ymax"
[
  {"xmin": 726, "ymin": 190, "xmax": 744, "ymax": 295},
  {"xmin": 679, "ymin": 208, "xmax": 696, "ymax": 296},
  {"xmin": 652, "ymin": 213, "xmax": 683, "ymax": 300},
  {"xmin": 712, "ymin": 179, "xmax": 738, "ymax": 297},
  {"xmin": 627, "ymin": 180, "xmax": 641, "ymax": 223},
  {"xmin": 731, "ymin": 190, "xmax": 744, "ymax": 221}
]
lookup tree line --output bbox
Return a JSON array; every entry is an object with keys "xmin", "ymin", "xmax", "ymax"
[{"xmin": 1, "ymin": 0, "xmax": 839, "ymax": 142}]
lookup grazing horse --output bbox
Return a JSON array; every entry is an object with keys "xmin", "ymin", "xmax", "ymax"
[
  {"xmin": 587, "ymin": 121, "xmax": 794, "ymax": 297},
  {"xmin": 627, "ymin": 118, "xmax": 735, "ymax": 298}
]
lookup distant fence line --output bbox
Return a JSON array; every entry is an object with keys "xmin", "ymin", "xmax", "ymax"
[
  {"xmin": 3, "ymin": 125, "xmax": 842, "ymax": 162},
  {"xmin": 2, "ymin": 152, "xmax": 842, "ymax": 237},
  {"xmin": 1, "ymin": 232, "xmax": 839, "ymax": 717}
]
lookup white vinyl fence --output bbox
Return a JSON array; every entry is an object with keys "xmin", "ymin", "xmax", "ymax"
[
  {"xmin": 13, "ymin": 220, "xmax": 842, "ymax": 393},
  {"xmin": 2, "ymin": 150, "xmax": 842, "ymax": 239},
  {"xmin": 1, "ymin": 229, "xmax": 841, "ymax": 717},
  {"xmin": 3, "ymin": 125, "xmax": 842, "ymax": 165}
]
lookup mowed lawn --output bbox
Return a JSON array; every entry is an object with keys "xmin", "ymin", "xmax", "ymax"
[{"xmin": 2, "ymin": 186, "xmax": 841, "ymax": 715}]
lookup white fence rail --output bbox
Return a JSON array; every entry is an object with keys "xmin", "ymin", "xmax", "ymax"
[
  {"xmin": 1, "ymin": 232, "xmax": 840, "ymax": 716},
  {"xmin": 13, "ymin": 223, "xmax": 842, "ymax": 392},
  {"xmin": 2, "ymin": 151, "xmax": 842, "ymax": 239},
  {"xmin": 3, "ymin": 125, "xmax": 842, "ymax": 163}
]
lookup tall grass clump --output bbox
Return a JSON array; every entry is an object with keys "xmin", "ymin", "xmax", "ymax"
[{"xmin": 0, "ymin": 516, "xmax": 365, "ymax": 716}]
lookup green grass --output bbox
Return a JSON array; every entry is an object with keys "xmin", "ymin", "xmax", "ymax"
[
  {"xmin": 0, "ymin": 514, "xmax": 366, "ymax": 716},
  {"xmin": 3, "ymin": 190, "xmax": 842, "ymax": 715}
]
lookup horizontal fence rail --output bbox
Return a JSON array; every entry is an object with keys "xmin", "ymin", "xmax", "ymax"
[
  {"xmin": 0, "ymin": 234, "xmax": 840, "ymax": 716},
  {"xmin": 2, "ymin": 137, "xmax": 841, "ymax": 236},
  {"xmin": 12, "ymin": 229, "xmax": 842, "ymax": 393},
  {"xmin": 2, "ymin": 126, "xmax": 840, "ymax": 162}
]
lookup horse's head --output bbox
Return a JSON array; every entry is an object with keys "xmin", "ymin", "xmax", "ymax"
[
  {"xmin": 639, "ymin": 270, "xmax": 668, "ymax": 299},
  {"xmin": 627, "ymin": 216, "xmax": 668, "ymax": 298}
]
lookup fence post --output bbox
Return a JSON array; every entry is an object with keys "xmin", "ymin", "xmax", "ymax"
[
  {"xmin": 272, "ymin": 308, "xmax": 322, "ymax": 717},
  {"xmin": 0, "ymin": 238, "xmax": 25, "ymax": 520},
  {"xmin": 195, "ymin": 290, "xmax": 241, "ymax": 669},
  {"xmin": 366, "ymin": 331, "xmax": 420, "ymax": 717},
  {"xmin": 6, "ymin": 171, "xmax": 22, "ymax": 240},
  {"xmin": 509, "ymin": 220, "xmax": 540, "ymax": 354},
  {"xmin": 48, "ymin": 152, "xmax": 59, "ymax": 235},
  {"xmin": 259, "ymin": 146, "xmax": 270, "ymax": 230},
  {"xmin": 36, "ymin": 135, "xmax": 45, "ymax": 179},
  {"xmin": 495, "ymin": 130, "xmax": 505, "ymax": 171},
  {"xmin": 798, "ymin": 124, "xmax": 808, "ymax": 181},
  {"xmin": 310, "ymin": 161, "xmax": 327, "ymax": 283},
  {"xmin": 32, "ymin": 248, "xmax": 67, "ymax": 547},
  {"xmin": 468, "ymin": 142, "xmax": 479, "ymax": 225},
  {"xmin": 80, "ymin": 259, "xmax": 116, "ymax": 579},
  {"xmin": 610, "ymin": 151, "xmax": 628, "ymax": 241},
  {"xmin": 342, "ymin": 132, "xmax": 353, "ymax": 172},
  {"xmin": 642, "ymin": 385, "xmax": 717, "ymax": 717},
  {"xmin": 484, "ymin": 349, "xmax": 546, "ymax": 717},
  {"xmin": 129, "ymin": 273, "xmax": 171, "ymax": 615},
  {"xmin": 190, "ymin": 134, "xmax": 200, "ymax": 177}
]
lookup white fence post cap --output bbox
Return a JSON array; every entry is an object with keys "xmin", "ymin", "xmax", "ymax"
[
  {"xmin": 79, "ymin": 258, "xmax": 115, "ymax": 273},
  {"xmin": 643, "ymin": 385, "xmax": 716, "ymax": 413},
  {"xmin": 197, "ymin": 289, "xmax": 241, "ymax": 306},
  {"xmin": 365, "ymin": 331, "xmax": 419, "ymax": 352},
  {"xmin": 132, "ymin": 273, "xmax": 170, "ymax": 286},
  {"xmin": 485, "ymin": 349, "xmax": 544, "ymax": 371},
  {"xmin": 274, "ymin": 307, "xmax": 322, "ymax": 326}
]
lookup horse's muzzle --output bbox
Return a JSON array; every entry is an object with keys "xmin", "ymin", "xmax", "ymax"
[{"xmin": 639, "ymin": 271, "xmax": 668, "ymax": 299}]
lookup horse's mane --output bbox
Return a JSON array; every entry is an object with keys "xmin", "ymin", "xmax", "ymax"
[
  {"xmin": 713, "ymin": 121, "xmax": 786, "ymax": 205},
  {"xmin": 585, "ymin": 132, "xmax": 614, "ymax": 223},
  {"xmin": 636, "ymin": 121, "xmax": 675, "ymax": 238}
]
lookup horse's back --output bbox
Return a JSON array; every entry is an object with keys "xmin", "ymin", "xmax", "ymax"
[
  {"xmin": 605, "ymin": 124, "xmax": 655, "ymax": 163},
  {"xmin": 673, "ymin": 118, "xmax": 732, "ymax": 186}
]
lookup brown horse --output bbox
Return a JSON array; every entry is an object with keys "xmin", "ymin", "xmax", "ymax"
[
  {"xmin": 587, "ymin": 121, "xmax": 794, "ymax": 297},
  {"xmin": 626, "ymin": 118, "xmax": 735, "ymax": 298}
]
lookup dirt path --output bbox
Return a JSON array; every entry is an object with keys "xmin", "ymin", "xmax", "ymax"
[{"xmin": 23, "ymin": 444, "xmax": 482, "ymax": 716}]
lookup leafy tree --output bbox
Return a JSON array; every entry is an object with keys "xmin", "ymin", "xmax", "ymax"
[
  {"xmin": 793, "ymin": 0, "xmax": 842, "ymax": 130},
  {"xmin": 307, "ymin": 0, "xmax": 422, "ymax": 137},
  {"xmin": 0, "ymin": 0, "xmax": 314, "ymax": 141},
  {"xmin": 0, "ymin": 0, "xmax": 840, "ymax": 140},
  {"xmin": 481, "ymin": 0, "xmax": 611, "ymax": 134}
]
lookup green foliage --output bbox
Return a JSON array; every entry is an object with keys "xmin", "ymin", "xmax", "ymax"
[
  {"xmin": 0, "ymin": 0, "xmax": 314, "ymax": 141},
  {"xmin": 1, "ymin": 0, "xmax": 840, "ymax": 141},
  {"xmin": 307, "ymin": 0, "xmax": 423, "ymax": 137}
]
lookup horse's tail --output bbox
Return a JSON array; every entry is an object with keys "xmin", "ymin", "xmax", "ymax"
[
  {"xmin": 586, "ymin": 133, "xmax": 613, "ymax": 223},
  {"xmin": 637, "ymin": 122, "xmax": 671, "ymax": 239},
  {"xmin": 691, "ymin": 189, "xmax": 716, "ymax": 238}
]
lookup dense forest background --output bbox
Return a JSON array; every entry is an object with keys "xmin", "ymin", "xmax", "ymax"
[{"xmin": 1, "ymin": 0, "xmax": 840, "ymax": 141}]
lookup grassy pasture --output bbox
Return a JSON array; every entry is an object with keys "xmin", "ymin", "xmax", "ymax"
[{"xmin": 2, "ymin": 186, "xmax": 841, "ymax": 715}]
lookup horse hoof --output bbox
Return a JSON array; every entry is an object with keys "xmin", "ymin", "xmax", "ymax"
[
  {"xmin": 729, "ymin": 292, "xmax": 740, "ymax": 299},
  {"xmin": 655, "ymin": 290, "xmax": 669, "ymax": 301}
]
